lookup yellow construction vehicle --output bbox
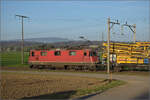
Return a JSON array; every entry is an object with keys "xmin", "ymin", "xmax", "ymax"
[{"xmin": 102, "ymin": 42, "xmax": 150, "ymax": 71}]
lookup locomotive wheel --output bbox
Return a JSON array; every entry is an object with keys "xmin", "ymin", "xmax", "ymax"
[
  {"xmin": 52, "ymin": 67, "xmax": 56, "ymax": 70},
  {"xmin": 83, "ymin": 66, "xmax": 88, "ymax": 70},
  {"xmin": 78, "ymin": 66, "xmax": 83, "ymax": 70},
  {"xmin": 29, "ymin": 65, "xmax": 33, "ymax": 69},
  {"xmin": 38, "ymin": 65, "xmax": 44, "ymax": 69},
  {"xmin": 74, "ymin": 66, "xmax": 79, "ymax": 70},
  {"xmin": 64, "ymin": 65, "xmax": 68, "ymax": 70},
  {"xmin": 89, "ymin": 66, "xmax": 96, "ymax": 71},
  {"xmin": 74, "ymin": 66, "xmax": 81, "ymax": 70},
  {"xmin": 114, "ymin": 66, "xmax": 121, "ymax": 72},
  {"xmin": 30, "ymin": 65, "xmax": 38, "ymax": 69}
]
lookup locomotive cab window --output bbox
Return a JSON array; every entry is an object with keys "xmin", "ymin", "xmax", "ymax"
[
  {"xmin": 54, "ymin": 51, "xmax": 61, "ymax": 56},
  {"xmin": 31, "ymin": 52, "xmax": 34, "ymax": 56},
  {"xmin": 41, "ymin": 51, "xmax": 47, "ymax": 56},
  {"xmin": 89, "ymin": 51, "xmax": 97, "ymax": 56},
  {"xmin": 93, "ymin": 52, "xmax": 96, "ymax": 56},
  {"xmin": 69, "ymin": 51, "xmax": 76, "ymax": 56}
]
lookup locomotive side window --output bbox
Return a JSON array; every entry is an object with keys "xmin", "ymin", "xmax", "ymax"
[
  {"xmin": 69, "ymin": 51, "xmax": 76, "ymax": 56},
  {"xmin": 31, "ymin": 52, "xmax": 34, "ymax": 56},
  {"xmin": 84, "ymin": 52, "xmax": 87, "ymax": 56},
  {"xmin": 54, "ymin": 51, "xmax": 61, "ymax": 56},
  {"xmin": 41, "ymin": 51, "xmax": 47, "ymax": 56}
]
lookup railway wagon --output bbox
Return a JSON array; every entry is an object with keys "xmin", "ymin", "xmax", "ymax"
[{"xmin": 28, "ymin": 49, "xmax": 99, "ymax": 70}]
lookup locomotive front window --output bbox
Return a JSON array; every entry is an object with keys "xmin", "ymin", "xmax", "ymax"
[
  {"xmin": 69, "ymin": 51, "xmax": 76, "ymax": 56},
  {"xmin": 54, "ymin": 51, "xmax": 61, "ymax": 56},
  {"xmin": 89, "ymin": 52, "xmax": 92, "ymax": 56},
  {"xmin": 89, "ymin": 51, "xmax": 97, "ymax": 56},
  {"xmin": 93, "ymin": 52, "xmax": 97, "ymax": 56},
  {"xmin": 31, "ymin": 52, "xmax": 34, "ymax": 56},
  {"xmin": 41, "ymin": 52, "xmax": 47, "ymax": 56}
]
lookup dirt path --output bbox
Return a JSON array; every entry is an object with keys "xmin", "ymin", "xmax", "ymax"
[{"xmin": 1, "ymin": 70, "xmax": 149, "ymax": 100}]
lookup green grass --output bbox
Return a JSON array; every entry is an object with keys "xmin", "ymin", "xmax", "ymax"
[
  {"xmin": 34, "ymin": 69, "xmax": 149, "ymax": 77},
  {"xmin": 0, "ymin": 51, "xmax": 29, "ymax": 67},
  {"xmin": 73, "ymin": 79, "xmax": 126, "ymax": 98},
  {"xmin": 114, "ymin": 71, "xmax": 150, "ymax": 76}
]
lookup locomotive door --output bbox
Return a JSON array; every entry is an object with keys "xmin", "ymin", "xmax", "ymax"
[
  {"xmin": 83, "ymin": 51, "xmax": 89, "ymax": 64},
  {"xmin": 30, "ymin": 51, "xmax": 39, "ymax": 61}
]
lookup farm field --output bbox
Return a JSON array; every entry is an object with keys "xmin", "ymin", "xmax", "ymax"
[{"xmin": 0, "ymin": 72, "xmax": 124, "ymax": 100}]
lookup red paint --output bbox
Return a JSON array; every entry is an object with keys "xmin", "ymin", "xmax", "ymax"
[{"xmin": 28, "ymin": 49, "xmax": 98, "ymax": 63}]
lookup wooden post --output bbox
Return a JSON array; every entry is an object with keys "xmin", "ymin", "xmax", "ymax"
[
  {"xmin": 21, "ymin": 17, "xmax": 24, "ymax": 64},
  {"xmin": 107, "ymin": 17, "xmax": 110, "ymax": 74}
]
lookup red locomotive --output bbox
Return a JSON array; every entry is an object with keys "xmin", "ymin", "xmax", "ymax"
[{"xmin": 28, "ymin": 49, "xmax": 99, "ymax": 70}]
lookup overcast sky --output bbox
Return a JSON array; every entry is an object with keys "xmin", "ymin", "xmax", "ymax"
[{"xmin": 1, "ymin": 0, "xmax": 150, "ymax": 42}]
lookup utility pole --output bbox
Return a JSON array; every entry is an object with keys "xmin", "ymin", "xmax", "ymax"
[
  {"xmin": 107, "ymin": 17, "xmax": 120, "ymax": 75},
  {"xmin": 15, "ymin": 15, "xmax": 29, "ymax": 64},
  {"xmin": 102, "ymin": 32, "xmax": 104, "ymax": 42},
  {"xmin": 121, "ymin": 22, "xmax": 136, "ymax": 43}
]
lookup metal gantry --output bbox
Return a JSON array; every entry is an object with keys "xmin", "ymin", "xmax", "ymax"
[{"xmin": 121, "ymin": 21, "xmax": 136, "ymax": 43}]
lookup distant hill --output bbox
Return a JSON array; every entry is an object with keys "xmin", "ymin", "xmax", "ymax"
[
  {"xmin": 52, "ymin": 40, "xmax": 103, "ymax": 47},
  {"xmin": 25, "ymin": 37, "xmax": 70, "ymax": 43},
  {"xmin": 0, "ymin": 38, "xmax": 106, "ymax": 52},
  {"xmin": 0, "ymin": 37, "xmax": 70, "ymax": 48},
  {"xmin": 0, "ymin": 40, "xmax": 44, "ymax": 48}
]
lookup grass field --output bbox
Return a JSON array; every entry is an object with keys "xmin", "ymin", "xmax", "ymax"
[
  {"xmin": 1, "ymin": 66, "xmax": 149, "ymax": 77},
  {"xmin": 0, "ymin": 72, "xmax": 125, "ymax": 100},
  {"xmin": 0, "ymin": 52, "xmax": 29, "ymax": 67}
]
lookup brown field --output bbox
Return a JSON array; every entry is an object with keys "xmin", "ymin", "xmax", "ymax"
[{"xmin": 0, "ymin": 72, "xmax": 107, "ymax": 99}]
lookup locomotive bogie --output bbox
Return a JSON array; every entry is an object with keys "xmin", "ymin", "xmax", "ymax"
[{"xmin": 29, "ymin": 61, "xmax": 98, "ymax": 70}]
